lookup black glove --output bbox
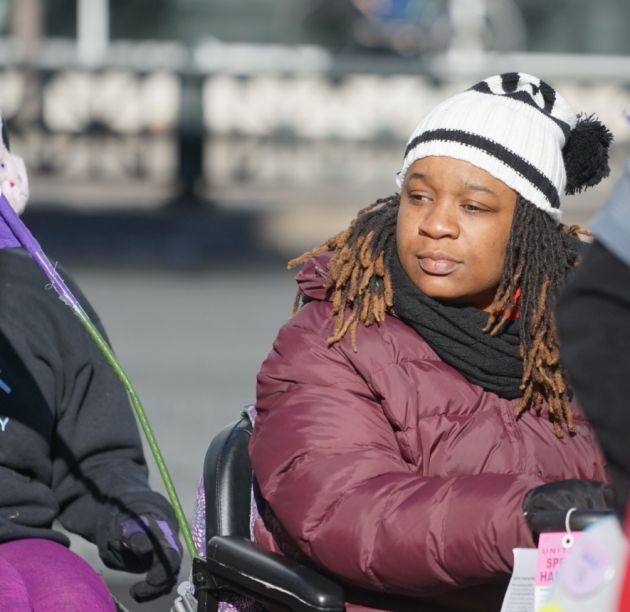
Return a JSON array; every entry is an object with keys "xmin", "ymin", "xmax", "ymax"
[
  {"xmin": 523, "ymin": 479, "xmax": 615, "ymax": 516},
  {"xmin": 107, "ymin": 513, "xmax": 183, "ymax": 602}
]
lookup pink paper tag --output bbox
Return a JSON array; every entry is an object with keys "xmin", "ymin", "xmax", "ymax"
[{"xmin": 535, "ymin": 531, "xmax": 582, "ymax": 588}]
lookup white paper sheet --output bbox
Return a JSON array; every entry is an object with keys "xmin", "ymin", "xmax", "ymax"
[{"xmin": 500, "ymin": 548, "xmax": 538, "ymax": 612}]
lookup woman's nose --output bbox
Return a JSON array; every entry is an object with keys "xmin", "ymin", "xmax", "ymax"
[{"xmin": 418, "ymin": 201, "xmax": 459, "ymax": 239}]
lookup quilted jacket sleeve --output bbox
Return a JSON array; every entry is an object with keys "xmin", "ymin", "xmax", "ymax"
[{"xmin": 250, "ymin": 302, "xmax": 541, "ymax": 598}]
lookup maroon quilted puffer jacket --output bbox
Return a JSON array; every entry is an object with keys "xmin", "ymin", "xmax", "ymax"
[{"xmin": 249, "ymin": 254, "xmax": 607, "ymax": 612}]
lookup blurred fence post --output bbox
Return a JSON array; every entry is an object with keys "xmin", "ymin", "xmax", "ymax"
[
  {"xmin": 174, "ymin": 69, "xmax": 206, "ymax": 208},
  {"xmin": 11, "ymin": 0, "xmax": 43, "ymax": 61},
  {"xmin": 77, "ymin": 0, "xmax": 109, "ymax": 66},
  {"xmin": 445, "ymin": 0, "xmax": 486, "ymax": 71},
  {"xmin": 9, "ymin": 0, "xmax": 43, "ymax": 137}
]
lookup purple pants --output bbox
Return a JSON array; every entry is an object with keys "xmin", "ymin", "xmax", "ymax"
[{"xmin": 0, "ymin": 538, "xmax": 115, "ymax": 611}]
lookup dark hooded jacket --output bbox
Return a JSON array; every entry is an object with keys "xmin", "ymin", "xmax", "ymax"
[
  {"xmin": 0, "ymin": 248, "xmax": 175, "ymax": 558},
  {"xmin": 249, "ymin": 254, "xmax": 607, "ymax": 612}
]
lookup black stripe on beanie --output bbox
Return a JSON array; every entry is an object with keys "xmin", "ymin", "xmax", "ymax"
[
  {"xmin": 402, "ymin": 129, "xmax": 560, "ymax": 210},
  {"xmin": 501, "ymin": 72, "xmax": 520, "ymax": 93},
  {"xmin": 471, "ymin": 81, "xmax": 492, "ymax": 94},
  {"xmin": 538, "ymin": 80, "xmax": 556, "ymax": 113}
]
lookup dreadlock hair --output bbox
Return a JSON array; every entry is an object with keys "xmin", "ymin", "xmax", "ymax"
[
  {"xmin": 485, "ymin": 195, "xmax": 586, "ymax": 437},
  {"xmin": 289, "ymin": 195, "xmax": 399, "ymax": 351},
  {"xmin": 289, "ymin": 193, "xmax": 587, "ymax": 438}
]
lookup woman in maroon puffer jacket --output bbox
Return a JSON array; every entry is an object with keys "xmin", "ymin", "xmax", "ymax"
[{"xmin": 249, "ymin": 73, "xmax": 613, "ymax": 611}]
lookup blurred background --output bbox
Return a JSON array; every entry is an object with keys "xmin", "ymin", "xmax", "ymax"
[{"xmin": 0, "ymin": 0, "xmax": 629, "ymax": 609}]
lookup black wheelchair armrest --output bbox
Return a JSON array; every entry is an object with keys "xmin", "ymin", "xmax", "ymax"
[
  {"xmin": 526, "ymin": 509, "xmax": 614, "ymax": 534},
  {"xmin": 200, "ymin": 535, "xmax": 345, "ymax": 612}
]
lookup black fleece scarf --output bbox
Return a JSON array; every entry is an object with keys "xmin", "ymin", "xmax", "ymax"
[{"xmin": 388, "ymin": 246, "xmax": 523, "ymax": 399}]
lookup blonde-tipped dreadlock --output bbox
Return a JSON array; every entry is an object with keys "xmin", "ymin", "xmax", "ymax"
[
  {"xmin": 484, "ymin": 195, "xmax": 588, "ymax": 437},
  {"xmin": 289, "ymin": 193, "xmax": 586, "ymax": 438},
  {"xmin": 289, "ymin": 196, "xmax": 398, "ymax": 352}
]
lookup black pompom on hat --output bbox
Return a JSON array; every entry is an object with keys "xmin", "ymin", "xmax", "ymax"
[{"xmin": 563, "ymin": 113, "xmax": 613, "ymax": 195}]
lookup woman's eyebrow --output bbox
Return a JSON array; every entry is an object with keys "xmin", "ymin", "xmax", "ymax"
[
  {"xmin": 463, "ymin": 181, "xmax": 498, "ymax": 197},
  {"xmin": 406, "ymin": 173, "xmax": 499, "ymax": 198},
  {"xmin": 405, "ymin": 172, "xmax": 428, "ymax": 184}
]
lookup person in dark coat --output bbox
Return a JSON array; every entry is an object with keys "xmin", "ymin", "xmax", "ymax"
[
  {"xmin": 0, "ymin": 119, "xmax": 182, "ymax": 610},
  {"xmin": 557, "ymin": 160, "xmax": 630, "ymax": 516},
  {"xmin": 249, "ymin": 73, "xmax": 615, "ymax": 612},
  {"xmin": 556, "ymin": 161, "xmax": 630, "ymax": 612}
]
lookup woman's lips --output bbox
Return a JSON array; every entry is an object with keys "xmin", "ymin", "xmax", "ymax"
[{"xmin": 417, "ymin": 252, "xmax": 461, "ymax": 275}]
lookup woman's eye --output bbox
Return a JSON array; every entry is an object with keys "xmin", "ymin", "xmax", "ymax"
[{"xmin": 461, "ymin": 202, "xmax": 484, "ymax": 213}]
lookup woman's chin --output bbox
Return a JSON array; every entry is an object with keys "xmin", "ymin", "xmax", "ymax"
[
  {"xmin": 420, "ymin": 285, "xmax": 495, "ymax": 311},
  {"xmin": 415, "ymin": 278, "xmax": 464, "ymax": 302}
]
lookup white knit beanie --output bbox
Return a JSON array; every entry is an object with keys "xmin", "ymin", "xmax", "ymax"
[{"xmin": 396, "ymin": 72, "xmax": 612, "ymax": 222}]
